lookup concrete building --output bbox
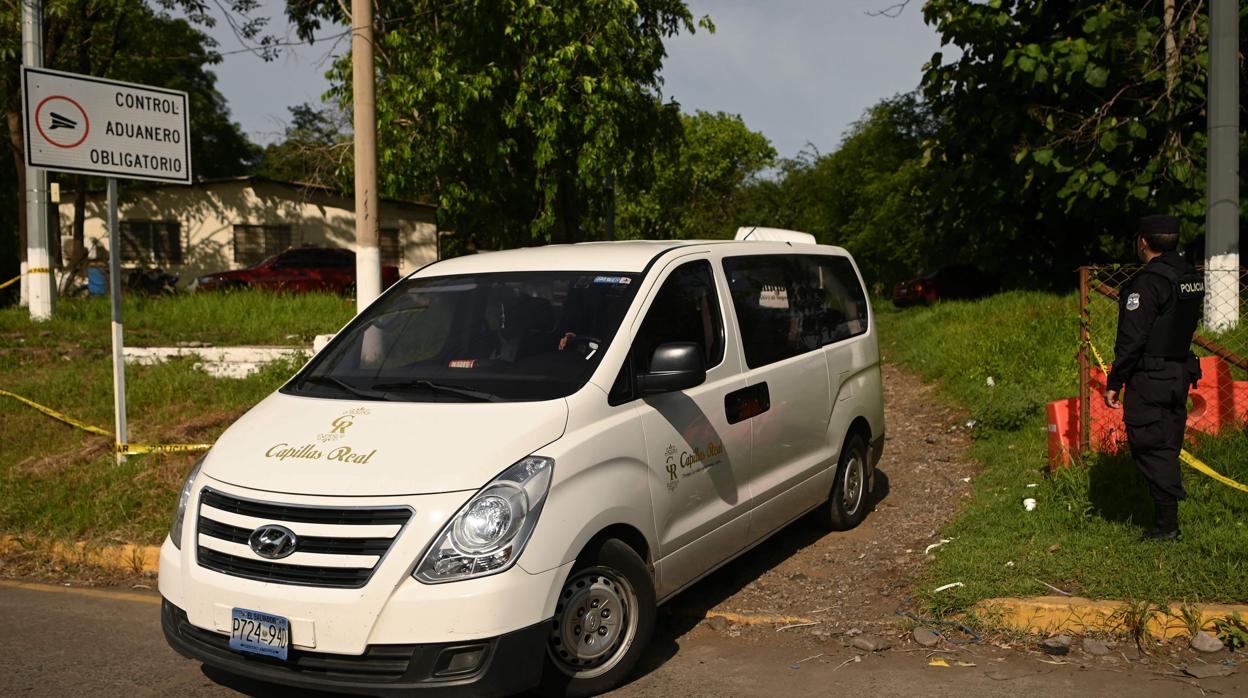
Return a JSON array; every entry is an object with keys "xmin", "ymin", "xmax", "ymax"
[{"xmin": 58, "ymin": 176, "xmax": 438, "ymax": 286}]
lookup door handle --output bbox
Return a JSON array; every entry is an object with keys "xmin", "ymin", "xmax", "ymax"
[{"xmin": 725, "ymin": 382, "xmax": 770, "ymax": 424}]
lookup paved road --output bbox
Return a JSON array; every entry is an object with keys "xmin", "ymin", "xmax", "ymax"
[{"xmin": 3, "ymin": 580, "xmax": 1243, "ymax": 697}]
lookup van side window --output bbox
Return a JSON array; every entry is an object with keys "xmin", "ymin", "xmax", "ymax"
[
  {"xmin": 633, "ymin": 260, "xmax": 725, "ymax": 373},
  {"xmin": 723, "ymin": 254, "xmax": 869, "ymax": 368},
  {"xmin": 796, "ymin": 255, "xmax": 870, "ymax": 345}
]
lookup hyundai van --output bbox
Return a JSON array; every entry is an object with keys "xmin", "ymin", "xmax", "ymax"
[{"xmin": 160, "ymin": 229, "xmax": 886, "ymax": 696}]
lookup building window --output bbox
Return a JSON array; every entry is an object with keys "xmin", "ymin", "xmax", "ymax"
[
  {"xmin": 380, "ymin": 227, "xmax": 401, "ymax": 267},
  {"xmin": 120, "ymin": 220, "xmax": 182, "ymax": 264},
  {"xmin": 233, "ymin": 224, "xmax": 292, "ymax": 266}
]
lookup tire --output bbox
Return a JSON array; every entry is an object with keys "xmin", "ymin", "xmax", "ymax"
[
  {"xmin": 820, "ymin": 433, "xmax": 870, "ymax": 531},
  {"xmin": 537, "ymin": 538, "xmax": 655, "ymax": 697}
]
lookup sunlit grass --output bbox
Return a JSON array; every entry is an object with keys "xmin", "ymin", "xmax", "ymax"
[{"xmin": 878, "ymin": 292, "xmax": 1248, "ymax": 607}]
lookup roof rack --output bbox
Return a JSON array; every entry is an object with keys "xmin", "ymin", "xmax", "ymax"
[{"xmin": 734, "ymin": 227, "xmax": 817, "ymax": 244}]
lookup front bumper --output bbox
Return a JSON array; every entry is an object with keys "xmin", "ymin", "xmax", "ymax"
[{"xmin": 162, "ymin": 598, "xmax": 547, "ymax": 696}]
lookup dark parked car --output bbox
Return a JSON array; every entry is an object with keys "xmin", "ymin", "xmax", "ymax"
[
  {"xmin": 195, "ymin": 247, "xmax": 400, "ymax": 294},
  {"xmin": 892, "ymin": 264, "xmax": 998, "ymax": 307}
]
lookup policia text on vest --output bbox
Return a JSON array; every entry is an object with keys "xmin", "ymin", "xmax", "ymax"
[{"xmin": 1104, "ymin": 215, "xmax": 1204, "ymax": 542}]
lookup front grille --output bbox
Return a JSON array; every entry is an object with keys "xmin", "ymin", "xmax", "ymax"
[
  {"xmin": 200, "ymin": 488, "xmax": 411, "ymax": 525},
  {"xmin": 195, "ymin": 487, "xmax": 411, "ymax": 589}
]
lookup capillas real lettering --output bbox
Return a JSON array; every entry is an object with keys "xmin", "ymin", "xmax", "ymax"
[{"xmin": 265, "ymin": 442, "xmax": 376, "ymax": 464}]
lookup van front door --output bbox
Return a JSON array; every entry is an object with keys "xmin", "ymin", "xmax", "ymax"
[{"xmin": 626, "ymin": 258, "xmax": 752, "ymax": 598}]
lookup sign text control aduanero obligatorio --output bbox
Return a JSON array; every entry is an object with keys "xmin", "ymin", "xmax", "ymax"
[{"xmin": 22, "ymin": 66, "xmax": 192, "ymax": 184}]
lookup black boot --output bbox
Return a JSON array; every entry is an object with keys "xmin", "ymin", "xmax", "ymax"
[{"xmin": 1142, "ymin": 502, "xmax": 1180, "ymax": 541}]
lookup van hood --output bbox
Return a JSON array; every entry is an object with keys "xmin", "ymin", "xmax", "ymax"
[{"xmin": 202, "ymin": 392, "xmax": 569, "ymax": 496}]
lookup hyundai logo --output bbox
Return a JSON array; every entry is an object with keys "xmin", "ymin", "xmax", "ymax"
[{"xmin": 248, "ymin": 524, "xmax": 298, "ymax": 560}]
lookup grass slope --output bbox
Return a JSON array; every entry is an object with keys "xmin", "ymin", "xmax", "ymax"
[
  {"xmin": 877, "ymin": 293, "xmax": 1248, "ymax": 608},
  {"xmin": 0, "ymin": 292, "xmax": 355, "ymax": 543}
]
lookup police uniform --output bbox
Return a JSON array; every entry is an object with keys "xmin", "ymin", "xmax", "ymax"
[{"xmin": 1106, "ymin": 217, "xmax": 1204, "ymax": 540}]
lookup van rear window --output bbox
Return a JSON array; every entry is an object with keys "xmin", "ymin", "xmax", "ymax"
[{"xmin": 722, "ymin": 254, "xmax": 870, "ymax": 368}]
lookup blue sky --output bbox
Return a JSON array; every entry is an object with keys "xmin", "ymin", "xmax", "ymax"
[{"xmin": 204, "ymin": 0, "xmax": 945, "ymax": 158}]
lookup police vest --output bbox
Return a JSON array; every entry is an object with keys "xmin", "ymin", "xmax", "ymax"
[{"xmin": 1136, "ymin": 263, "xmax": 1204, "ymax": 358}]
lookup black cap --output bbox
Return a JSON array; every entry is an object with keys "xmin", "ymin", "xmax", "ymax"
[{"xmin": 1138, "ymin": 215, "xmax": 1180, "ymax": 235}]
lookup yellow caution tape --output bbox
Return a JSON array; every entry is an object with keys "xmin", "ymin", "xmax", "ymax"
[
  {"xmin": 0, "ymin": 275, "xmax": 20, "ymax": 290},
  {"xmin": 1085, "ymin": 340, "xmax": 1247, "ymax": 494},
  {"xmin": 118, "ymin": 442, "xmax": 211, "ymax": 455},
  {"xmin": 1180, "ymin": 451, "xmax": 1248, "ymax": 493},
  {"xmin": 0, "ymin": 388, "xmax": 112, "ymax": 437},
  {"xmin": 26, "ymin": 267, "xmax": 52, "ymax": 274},
  {"xmin": 1088, "ymin": 341, "xmax": 1109, "ymax": 376},
  {"xmin": 1, "ymin": 388, "xmax": 210, "ymax": 456}
]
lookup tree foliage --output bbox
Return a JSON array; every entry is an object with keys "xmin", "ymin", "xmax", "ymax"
[
  {"xmin": 737, "ymin": 93, "xmax": 937, "ymax": 290},
  {"xmin": 740, "ymin": 1, "xmax": 1245, "ymax": 291},
  {"xmin": 618, "ymin": 110, "xmax": 775, "ymax": 240},
  {"xmin": 254, "ymin": 102, "xmax": 352, "ymax": 191},
  {"xmin": 289, "ymin": 0, "xmax": 709, "ymax": 248},
  {"xmin": 918, "ymin": 0, "xmax": 1229, "ymax": 281}
]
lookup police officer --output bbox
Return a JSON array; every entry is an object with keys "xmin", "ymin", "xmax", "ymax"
[{"xmin": 1104, "ymin": 215, "xmax": 1203, "ymax": 541}]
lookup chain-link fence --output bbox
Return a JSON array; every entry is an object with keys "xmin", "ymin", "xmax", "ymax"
[{"xmin": 1059, "ymin": 264, "xmax": 1248, "ymax": 465}]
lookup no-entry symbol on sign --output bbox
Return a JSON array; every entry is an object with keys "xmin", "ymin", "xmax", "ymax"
[{"xmin": 34, "ymin": 95, "xmax": 90, "ymax": 148}]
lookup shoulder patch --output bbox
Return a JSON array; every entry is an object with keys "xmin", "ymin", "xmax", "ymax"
[{"xmin": 1126, "ymin": 292, "xmax": 1141, "ymax": 311}]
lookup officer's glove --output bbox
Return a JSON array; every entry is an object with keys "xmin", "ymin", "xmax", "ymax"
[{"xmin": 1185, "ymin": 353, "xmax": 1202, "ymax": 388}]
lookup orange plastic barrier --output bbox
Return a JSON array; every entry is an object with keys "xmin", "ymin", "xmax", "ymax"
[
  {"xmin": 1046, "ymin": 398, "xmax": 1079, "ymax": 469},
  {"xmin": 1048, "ymin": 356, "xmax": 1248, "ymax": 468}
]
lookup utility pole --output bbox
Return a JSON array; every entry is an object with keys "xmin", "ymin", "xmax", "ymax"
[
  {"xmin": 1205, "ymin": 0, "xmax": 1239, "ymax": 331},
  {"xmin": 352, "ymin": 0, "xmax": 381, "ymax": 312},
  {"xmin": 21, "ymin": 0, "xmax": 55, "ymax": 320}
]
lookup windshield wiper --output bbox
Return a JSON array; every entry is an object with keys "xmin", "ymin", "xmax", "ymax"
[
  {"xmin": 300, "ymin": 375, "xmax": 387, "ymax": 401},
  {"xmin": 370, "ymin": 379, "xmax": 502, "ymax": 402}
]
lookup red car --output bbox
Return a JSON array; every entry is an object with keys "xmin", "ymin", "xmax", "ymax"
[
  {"xmin": 892, "ymin": 264, "xmax": 998, "ymax": 307},
  {"xmin": 195, "ymin": 247, "xmax": 400, "ymax": 294}
]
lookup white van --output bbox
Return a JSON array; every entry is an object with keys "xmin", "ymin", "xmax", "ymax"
[{"xmin": 160, "ymin": 231, "xmax": 885, "ymax": 697}]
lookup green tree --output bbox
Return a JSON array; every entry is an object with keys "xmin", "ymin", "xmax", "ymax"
[
  {"xmin": 918, "ymin": 0, "xmax": 1243, "ymax": 285},
  {"xmin": 254, "ymin": 102, "xmax": 352, "ymax": 190},
  {"xmin": 737, "ymin": 93, "xmax": 937, "ymax": 290},
  {"xmin": 289, "ymin": 0, "xmax": 710, "ymax": 249},
  {"xmin": 618, "ymin": 110, "xmax": 775, "ymax": 240}
]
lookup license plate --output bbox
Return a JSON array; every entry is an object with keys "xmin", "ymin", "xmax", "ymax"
[{"xmin": 229, "ymin": 608, "xmax": 290, "ymax": 660}]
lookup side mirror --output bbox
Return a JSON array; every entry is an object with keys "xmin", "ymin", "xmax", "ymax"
[{"xmin": 636, "ymin": 342, "xmax": 705, "ymax": 395}]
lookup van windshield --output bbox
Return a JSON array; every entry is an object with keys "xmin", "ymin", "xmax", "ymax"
[{"xmin": 284, "ymin": 271, "xmax": 640, "ymax": 402}]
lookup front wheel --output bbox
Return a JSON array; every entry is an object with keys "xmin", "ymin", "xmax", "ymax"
[
  {"xmin": 819, "ymin": 433, "xmax": 870, "ymax": 531},
  {"xmin": 538, "ymin": 538, "xmax": 655, "ymax": 697}
]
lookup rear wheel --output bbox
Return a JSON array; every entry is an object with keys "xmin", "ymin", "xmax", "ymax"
[
  {"xmin": 820, "ymin": 433, "xmax": 870, "ymax": 531},
  {"xmin": 538, "ymin": 538, "xmax": 654, "ymax": 697}
]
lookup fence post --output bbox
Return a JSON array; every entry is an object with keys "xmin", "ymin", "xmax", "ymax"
[{"xmin": 1078, "ymin": 266, "xmax": 1091, "ymax": 456}]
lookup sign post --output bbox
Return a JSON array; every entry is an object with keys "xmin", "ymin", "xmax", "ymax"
[
  {"xmin": 21, "ymin": 66, "xmax": 191, "ymax": 462},
  {"xmin": 106, "ymin": 178, "xmax": 127, "ymax": 461}
]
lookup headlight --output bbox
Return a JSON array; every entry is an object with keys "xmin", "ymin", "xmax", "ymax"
[
  {"xmin": 169, "ymin": 455, "xmax": 205, "ymax": 550},
  {"xmin": 414, "ymin": 456, "xmax": 553, "ymax": 583}
]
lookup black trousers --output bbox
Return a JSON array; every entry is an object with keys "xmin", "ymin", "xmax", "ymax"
[{"xmin": 1123, "ymin": 362, "xmax": 1189, "ymax": 506}]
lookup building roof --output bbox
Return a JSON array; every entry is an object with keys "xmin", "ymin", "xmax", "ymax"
[{"xmin": 64, "ymin": 175, "xmax": 437, "ymax": 211}]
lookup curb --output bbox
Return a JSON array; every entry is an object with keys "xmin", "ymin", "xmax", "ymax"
[
  {"xmin": 974, "ymin": 595, "xmax": 1248, "ymax": 640},
  {"xmin": 3, "ymin": 533, "xmax": 1245, "ymax": 640},
  {"xmin": 0, "ymin": 535, "xmax": 160, "ymax": 574}
]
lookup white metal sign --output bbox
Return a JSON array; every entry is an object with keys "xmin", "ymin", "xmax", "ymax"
[{"xmin": 22, "ymin": 66, "xmax": 192, "ymax": 184}]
